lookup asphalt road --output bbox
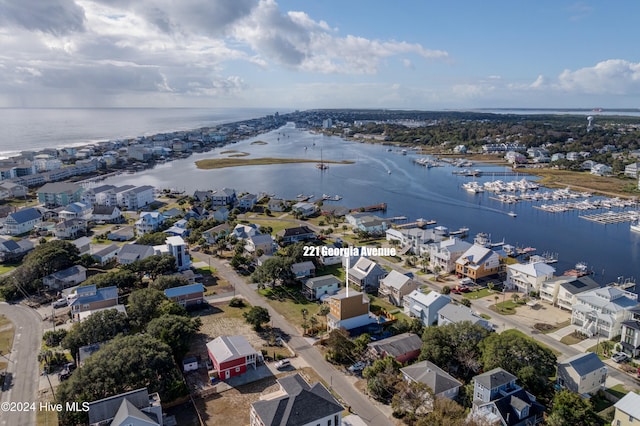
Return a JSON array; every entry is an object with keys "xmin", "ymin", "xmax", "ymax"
[
  {"xmin": 193, "ymin": 252, "xmax": 393, "ymax": 426},
  {"xmin": 0, "ymin": 303, "xmax": 44, "ymax": 426}
]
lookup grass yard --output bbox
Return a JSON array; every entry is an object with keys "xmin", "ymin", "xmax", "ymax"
[
  {"xmin": 0, "ymin": 264, "xmax": 16, "ymax": 274},
  {"xmin": 241, "ymin": 218, "xmax": 292, "ymax": 235},
  {"xmin": 490, "ymin": 300, "xmax": 521, "ymax": 315},
  {"xmin": 258, "ymin": 285, "xmax": 323, "ymax": 331},
  {"xmin": 315, "ymin": 264, "xmax": 345, "ymax": 282},
  {"xmin": 463, "ymin": 287, "xmax": 495, "ymax": 300},
  {"xmin": 560, "ymin": 332, "xmax": 586, "ymax": 345}
]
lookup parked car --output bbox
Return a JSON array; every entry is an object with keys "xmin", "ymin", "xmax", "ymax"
[
  {"xmin": 275, "ymin": 359, "xmax": 291, "ymax": 370},
  {"xmin": 348, "ymin": 361, "xmax": 366, "ymax": 373},
  {"xmin": 52, "ymin": 298, "xmax": 68, "ymax": 308},
  {"xmin": 612, "ymin": 352, "xmax": 629, "ymax": 363}
]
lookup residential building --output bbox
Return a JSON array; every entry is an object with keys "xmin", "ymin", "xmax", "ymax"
[
  {"xmin": 624, "ymin": 162, "xmax": 640, "ymax": 179},
  {"xmin": 346, "ymin": 213, "xmax": 389, "ymax": 235},
  {"xmin": 91, "ymin": 205, "xmax": 123, "ymax": 223},
  {"xmin": 319, "ymin": 242, "xmax": 343, "ymax": 266},
  {"xmin": 210, "ymin": 188, "xmax": 236, "ymax": 207},
  {"xmin": 245, "ymin": 234, "xmax": 274, "ymax": 255},
  {"xmin": 0, "ymin": 181, "xmax": 27, "ymax": 199},
  {"xmin": 237, "ymin": 193, "xmax": 258, "ymax": 210},
  {"xmin": 91, "ymin": 244, "xmax": 120, "ymax": 265},
  {"xmin": 540, "ymin": 275, "xmax": 599, "ymax": 309},
  {"xmin": 303, "ymin": 275, "xmax": 341, "ymax": 301},
  {"xmin": 437, "ymin": 303, "xmax": 493, "ymax": 331},
  {"xmin": 3, "ymin": 207, "xmax": 42, "ymax": 235},
  {"xmin": 43, "ymin": 265, "xmax": 87, "ymax": 291},
  {"xmin": 590, "ymin": 163, "xmax": 613, "ymax": 176},
  {"xmin": 37, "ymin": 182, "xmax": 83, "ymax": 207},
  {"xmin": 54, "ymin": 218, "xmax": 88, "ymax": 239},
  {"xmin": 378, "ymin": 270, "xmax": 419, "ymax": 306},
  {"xmin": 505, "ymin": 261, "xmax": 556, "ymax": 294},
  {"xmin": 347, "ymin": 257, "xmax": 387, "ymax": 293},
  {"xmin": 277, "ymin": 225, "xmax": 316, "ymax": 244},
  {"xmin": 400, "ymin": 360, "xmax": 462, "ymax": 400},
  {"xmin": 118, "ymin": 185, "xmax": 155, "ymax": 210},
  {"xmin": 211, "ymin": 206, "xmax": 229, "ymax": 221},
  {"xmin": 135, "ymin": 212, "xmax": 165, "ymax": 235},
  {"xmin": 0, "ymin": 237, "xmax": 34, "ymax": 262},
  {"xmin": 556, "ymin": 352, "xmax": 607, "ymax": 395},
  {"xmin": 87, "ymin": 388, "xmax": 163, "ymax": 426},
  {"xmin": 291, "ymin": 261, "xmax": 316, "ymax": 280},
  {"xmin": 206, "ymin": 335, "xmax": 260, "ymax": 380},
  {"xmin": 612, "ymin": 390, "xmax": 640, "ymax": 426},
  {"xmin": 403, "ymin": 290, "xmax": 450, "ymax": 326},
  {"xmin": 326, "ymin": 290, "xmax": 373, "ymax": 331},
  {"xmin": 202, "ymin": 223, "xmax": 231, "ymax": 244},
  {"xmin": 621, "ymin": 306, "xmax": 640, "ymax": 357},
  {"xmin": 232, "ymin": 223, "xmax": 261, "ymax": 240},
  {"xmin": 250, "ymin": 374, "xmax": 343, "ymax": 426},
  {"xmin": 58, "ymin": 201, "xmax": 93, "ymax": 221},
  {"xmin": 470, "ymin": 368, "xmax": 545, "ymax": 426},
  {"xmin": 366, "ymin": 333, "xmax": 422, "ymax": 363},
  {"xmin": 117, "ymin": 244, "xmax": 155, "ymax": 265},
  {"xmin": 164, "ymin": 283, "xmax": 204, "ymax": 308},
  {"xmin": 428, "ymin": 237, "xmax": 473, "ymax": 273},
  {"xmin": 267, "ymin": 197, "xmax": 286, "ymax": 212},
  {"xmin": 164, "ymin": 219, "xmax": 189, "ymax": 238},
  {"xmin": 455, "ymin": 244, "xmax": 502, "ymax": 281},
  {"xmin": 571, "ymin": 287, "xmax": 638, "ymax": 339},
  {"xmin": 69, "ymin": 285, "xmax": 119, "ymax": 321},
  {"xmin": 193, "ymin": 190, "xmax": 213, "ymax": 203},
  {"xmin": 155, "ymin": 236, "xmax": 191, "ymax": 271},
  {"xmin": 107, "ymin": 226, "xmax": 135, "ymax": 241}
]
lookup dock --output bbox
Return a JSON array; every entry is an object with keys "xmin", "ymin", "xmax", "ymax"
[
  {"xmin": 579, "ymin": 210, "xmax": 640, "ymax": 224},
  {"xmin": 395, "ymin": 219, "xmax": 437, "ymax": 229}
]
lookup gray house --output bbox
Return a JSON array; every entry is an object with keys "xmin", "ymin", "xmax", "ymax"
[
  {"xmin": 556, "ymin": 352, "xmax": 607, "ymax": 395},
  {"xmin": 347, "ymin": 257, "xmax": 387, "ymax": 293}
]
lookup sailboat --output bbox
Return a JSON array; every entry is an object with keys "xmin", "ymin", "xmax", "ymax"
[{"xmin": 316, "ymin": 148, "xmax": 328, "ymax": 170}]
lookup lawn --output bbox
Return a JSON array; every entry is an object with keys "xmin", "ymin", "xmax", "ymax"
[
  {"xmin": 463, "ymin": 287, "xmax": 495, "ymax": 300},
  {"xmin": 0, "ymin": 264, "xmax": 16, "ymax": 274},
  {"xmin": 559, "ymin": 332, "xmax": 586, "ymax": 345},
  {"xmin": 258, "ymin": 284, "xmax": 324, "ymax": 331},
  {"xmin": 315, "ymin": 263, "xmax": 345, "ymax": 282},
  {"xmin": 240, "ymin": 218, "xmax": 292, "ymax": 235},
  {"xmin": 490, "ymin": 300, "xmax": 522, "ymax": 315}
]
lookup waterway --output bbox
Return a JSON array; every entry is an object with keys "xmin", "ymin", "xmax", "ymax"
[{"xmin": 102, "ymin": 123, "xmax": 640, "ymax": 287}]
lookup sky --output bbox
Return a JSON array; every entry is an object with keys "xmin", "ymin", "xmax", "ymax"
[{"xmin": 1, "ymin": 0, "xmax": 640, "ymax": 110}]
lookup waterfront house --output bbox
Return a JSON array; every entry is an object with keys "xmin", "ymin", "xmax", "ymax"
[
  {"xmin": 118, "ymin": 185, "xmax": 155, "ymax": 210},
  {"xmin": 291, "ymin": 261, "xmax": 316, "ymax": 279},
  {"xmin": 540, "ymin": 275, "xmax": 599, "ymax": 309},
  {"xmin": 58, "ymin": 201, "xmax": 93, "ymax": 221},
  {"xmin": 206, "ymin": 335, "xmax": 260, "ymax": 380},
  {"xmin": 117, "ymin": 244, "xmax": 155, "ymax": 265},
  {"xmin": 135, "ymin": 211, "xmax": 165, "ymax": 235},
  {"xmin": 154, "ymin": 236, "xmax": 191, "ymax": 271},
  {"xmin": 88, "ymin": 388, "xmax": 162, "ymax": 426},
  {"xmin": 505, "ymin": 261, "xmax": 556, "ymax": 294},
  {"xmin": 455, "ymin": 244, "xmax": 502, "ymax": 282},
  {"xmin": 378, "ymin": 270, "xmax": 419, "ymax": 306},
  {"xmin": 366, "ymin": 333, "xmax": 422, "ymax": 363},
  {"xmin": 470, "ymin": 368, "xmax": 545, "ymax": 426},
  {"xmin": 612, "ymin": 389, "xmax": 640, "ymax": 426},
  {"xmin": 193, "ymin": 190, "xmax": 213, "ymax": 203},
  {"xmin": 210, "ymin": 188, "xmax": 236, "ymax": 207},
  {"xmin": 403, "ymin": 290, "xmax": 451, "ymax": 326},
  {"xmin": 82, "ymin": 184, "xmax": 117, "ymax": 206},
  {"xmin": 3, "ymin": 207, "xmax": 42, "ymax": 235},
  {"xmin": 386, "ymin": 227, "xmax": 444, "ymax": 254},
  {"xmin": 237, "ymin": 193, "xmax": 258, "ymax": 210},
  {"xmin": 54, "ymin": 218, "xmax": 88, "ymax": 239},
  {"xmin": 427, "ymin": 237, "xmax": 473, "ymax": 273},
  {"xmin": 590, "ymin": 163, "xmax": 612, "ymax": 176},
  {"xmin": 37, "ymin": 182, "xmax": 83, "ymax": 207},
  {"xmin": 91, "ymin": 244, "xmax": 120, "ymax": 265},
  {"xmin": 250, "ymin": 374, "xmax": 343, "ymax": 426},
  {"xmin": 556, "ymin": 352, "xmax": 607, "ymax": 395},
  {"xmin": 232, "ymin": 223, "xmax": 260, "ymax": 240},
  {"xmin": 0, "ymin": 181, "xmax": 28, "ymax": 199},
  {"xmin": 400, "ymin": 360, "xmax": 462, "ymax": 400},
  {"xmin": 571, "ymin": 287, "xmax": 638, "ymax": 339},
  {"xmin": 346, "ymin": 213, "xmax": 389, "ymax": 235},
  {"xmin": 303, "ymin": 275, "xmax": 341, "ymax": 301},
  {"xmin": 437, "ymin": 303, "xmax": 493, "ymax": 331},
  {"xmin": 69, "ymin": 285, "xmax": 120, "ymax": 321},
  {"xmin": 347, "ymin": 257, "xmax": 387, "ymax": 293},
  {"xmin": 620, "ymin": 306, "xmax": 640, "ymax": 357},
  {"xmin": 43, "ymin": 265, "xmax": 87, "ymax": 291},
  {"xmin": 291, "ymin": 202, "xmax": 318, "ymax": 217},
  {"xmin": 91, "ymin": 205, "xmax": 123, "ymax": 223},
  {"xmin": 326, "ymin": 290, "xmax": 374, "ymax": 331},
  {"xmin": 164, "ymin": 283, "xmax": 204, "ymax": 308},
  {"xmin": 267, "ymin": 197, "xmax": 287, "ymax": 212},
  {"xmin": 211, "ymin": 206, "xmax": 229, "ymax": 221},
  {"xmin": 245, "ymin": 234, "xmax": 275, "ymax": 255},
  {"xmin": 277, "ymin": 225, "xmax": 316, "ymax": 245}
]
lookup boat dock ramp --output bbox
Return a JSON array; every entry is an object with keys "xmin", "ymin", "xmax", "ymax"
[{"xmin": 579, "ymin": 210, "xmax": 640, "ymax": 224}]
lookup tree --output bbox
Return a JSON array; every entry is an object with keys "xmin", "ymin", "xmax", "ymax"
[
  {"xmin": 363, "ymin": 356, "xmax": 402, "ymax": 403},
  {"xmin": 460, "ymin": 298, "xmax": 472, "ymax": 307},
  {"xmin": 391, "ymin": 380, "xmax": 434, "ymax": 421},
  {"xmin": 418, "ymin": 397, "xmax": 467, "ymax": 426},
  {"xmin": 62, "ymin": 309, "xmax": 130, "ymax": 359},
  {"xmin": 147, "ymin": 314, "xmax": 202, "ymax": 360},
  {"xmin": 151, "ymin": 275, "xmax": 190, "ymax": 291},
  {"xmin": 82, "ymin": 270, "xmax": 139, "ymax": 290},
  {"xmin": 441, "ymin": 286, "xmax": 451, "ymax": 295},
  {"xmin": 136, "ymin": 232, "xmax": 170, "ymax": 246},
  {"xmin": 124, "ymin": 254, "xmax": 177, "ymax": 280},
  {"xmin": 251, "ymin": 256, "xmax": 294, "ymax": 287},
  {"xmin": 546, "ymin": 390, "xmax": 600, "ymax": 426},
  {"xmin": 243, "ymin": 306, "xmax": 270, "ymax": 331},
  {"xmin": 325, "ymin": 328, "xmax": 356, "ymax": 364},
  {"xmin": 512, "ymin": 293, "xmax": 520, "ymax": 304},
  {"xmin": 127, "ymin": 288, "xmax": 169, "ymax": 330}
]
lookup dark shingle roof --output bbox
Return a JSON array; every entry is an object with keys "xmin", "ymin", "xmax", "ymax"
[
  {"xmin": 368, "ymin": 333, "xmax": 422, "ymax": 358},
  {"xmin": 400, "ymin": 360, "xmax": 462, "ymax": 395},
  {"xmin": 559, "ymin": 275, "xmax": 600, "ymax": 295},
  {"xmin": 474, "ymin": 368, "xmax": 517, "ymax": 390},
  {"xmin": 279, "ymin": 226, "xmax": 315, "ymax": 237},
  {"xmin": 559, "ymin": 352, "xmax": 606, "ymax": 376},
  {"xmin": 7, "ymin": 207, "xmax": 42, "ymax": 224}
]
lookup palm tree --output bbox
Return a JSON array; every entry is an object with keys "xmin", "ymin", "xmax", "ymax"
[
  {"xmin": 38, "ymin": 349, "xmax": 53, "ymax": 374},
  {"xmin": 512, "ymin": 293, "xmax": 520, "ymax": 304},
  {"xmin": 309, "ymin": 316, "xmax": 319, "ymax": 335},
  {"xmin": 494, "ymin": 295, "xmax": 500, "ymax": 311}
]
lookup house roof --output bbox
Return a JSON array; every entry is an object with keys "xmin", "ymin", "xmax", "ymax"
[
  {"xmin": 367, "ymin": 333, "xmax": 422, "ymax": 357},
  {"xmin": 110, "ymin": 399, "xmax": 160, "ymax": 426},
  {"xmin": 406, "ymin": 290, "xmax": 450, "ymax": 308},
  {"xmin": 305, "ymin": 275, "xmax": 341, "ymax": 289},
  {"xmin": 251, "ymin": 373, "xmax": 343, "ymax": 426},
  {"xmin": 291, "ymin": 261, "xmax": 315, "ymax": 273},
  {"xmin": 0, "ymin": 239, "xmax": 20, "ymax": 252},
  {"xmin": 559, "ymin": 275, "xmax": 600, "ymax": 295},
  {"xmin": 474, "ymin": 368, "xmax": 517, "ymax": 390},
  {"xmin": 278, "ymin": 226, "xmax": 315, "ymax": 238},
  {"xmin": 492, "ymin": 389, "xmax": 545, "ymax": 426},
  {"xmin": 456, "ymin": 244, "xmax": 495, "ymax": 266},
  {"xmin": 37, "ymin": 182, "xmax": 81, "ymax": 194},
  {"xmin": 46, "ymin": 265, "xmax": 87, "ymax": 281},
  {"xmin": 88, "ymin": 388, "xmax": 153, "ymax": 425},
  {"xmin": 575, "ymin": 287, "xmax": 638, "ymax": 312},
  {"xmin": 70, "ymin": 285, "xmax": 117, "ymax": 307},
  {"xmin": 614, "ymin": 390, "xmax": 640, "ymax": 418},
  {"xmin": 438, "ymin": 304, "xmax": 489, "ymax": 328},
  {"xmin": 7, "ymin": 207, "xmax": 42, "ymax": 224},
  {"xmin": 250, "ymin": 234, "xmax": 274, "ymax": 245},
  {"xmin": 558, "ymin": 352, "xmax": 605, "ymax": 376},
  {"xmin": 92, "ymin": 243, "xmax": 120, "ymax": 258},
  {"xmin": 92, "ymin": 205, "xmax": 119, "ymax": 215},
  {"xmin": 400, "ymin": 360, "xmax": 462, "ymax": 395},
  {"xmin": 436, "ymin": 237, "xmax": 472, "ymax": 253},
  {"xmin": 380, "ymin": 270, "xmax": 413, "ymax": 290},
  {"xmin": 117, "ymin": 244, "xmax": 155, "ymax": 262},
  {"xmin": 206, "ymin": 335, "xmax": 257, "ymax": 364},
  {"xmin": 164, "ymin": 283, "xmax": 204, "ymax": 298},
  {"xmin": 508, "ymin": 261, "xmax": 555, "ymax": 277},
  {"xmin": 349, "ymin": 257, "xmax": 385, "ymax": 280}
]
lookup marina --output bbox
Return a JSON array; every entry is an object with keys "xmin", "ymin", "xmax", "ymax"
[{"xmin": 579, "ymin": 210, "xmax": 640, "ymax": 224}]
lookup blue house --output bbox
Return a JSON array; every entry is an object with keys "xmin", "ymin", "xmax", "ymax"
[{"xmin": 164, "ymin": 283, "xmax": 205, "ymax": 307}]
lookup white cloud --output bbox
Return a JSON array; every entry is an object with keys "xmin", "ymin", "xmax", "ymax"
[{"xmin": 556, "ymin": 59, "xmax": 640, "ymax": 94}]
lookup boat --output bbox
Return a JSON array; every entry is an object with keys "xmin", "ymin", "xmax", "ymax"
[
  {"xmin": 316, "ymin": 148, "xmax": 328, "ymax": 170},
  {"xmin": 333, "ymin": 195, "xmax": 342, "ymax": 201},
  {"xmin": 563, "ymin": 262, "xmax": 593, "ymax": 277},
  {"xmin": 388, "ymin": 170, "xmax": 391, "ymax": 174},
  {"xmin": 631, "ymin": 221, "xmax": 640, "ymax": 233},
  {"xmin": 508, "ymin": 211, "xmax": 517, "ymax": 218}
]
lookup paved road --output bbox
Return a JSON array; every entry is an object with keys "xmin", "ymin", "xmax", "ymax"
[
  {"xmin": 0, "ymin": 303, "xmax": 43, "ymax": 426},
  {"xmin": 193, "ymin": 252, "xmax": 393, "ymax": 426}
]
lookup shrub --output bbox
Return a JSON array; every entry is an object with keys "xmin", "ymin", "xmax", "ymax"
[{"xmin": 229, "ymin": 297, "xmax": 245, "ymax": 308}]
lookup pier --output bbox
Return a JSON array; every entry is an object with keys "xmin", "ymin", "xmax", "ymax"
[
  {"xmin": 395, "ymin": 219, "xmax": 437, "ymax": 229},
  {"xmin": 579, "ymin": 210, "xmax": 640, "ymax": 224}
]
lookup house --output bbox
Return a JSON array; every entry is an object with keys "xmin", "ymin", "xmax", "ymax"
[
  {"xmin": 3, "ymin": 207, "xmax": 42, "ymax": 235},
  {"xmin": 612, "ymin": 390, "xmax": 640, "ymax": 426},
  {"xmin": 107, "ymin": 226, "xmax": 135, "ymax": 241},
  {"xmin": 135, "ymin": 212, "xmax": 165, "ymax": 235},
  {"xmin": 437, "ymin": 303, "xmax": 493, "ymax": 331},
  {"xmin": 87, "ymin": 388, "xmax": 163, "ymax": 426},
  {"xmin": 470, "ymin": 368, "xmax": 545, "ymax": 426},
  {"xmin": 267, "ymin": 198, "xmax": 287, "ymax": 212},
  {"xmin": 291, "ymin": 261, "xmax": 316, "ymax": 279},
  {"xmin": 118, "ymin": 185, "xmax": 155, "ymax": 210},
  {"xmin": 193, "ymin": 190, "xmax": 213, "ymax": 203},
  {"xmin": 455, "ymin": 244, "xmax": 502, "ymax": 281},
  {"xmin": 211, "ymin": 207, "xmax": 229, "ymax": 222},
  {"xmin": 250, "ymin": 373, "xmax": 343, "ymax": 426},
  {"xmin": 210, "ymin": 188, "xmax": 236, "ymax": 207},
  {"xmin": 505, "ymin": 261, "xmax": 556, "ymax": 294},
  {"xmin": 37, "ymin": 182, "xmax": 83, "ymax": 207},
  {"xmin": 72, "ymin": 236, "xmax": 92, "ymax": 255},
  {"xmin": 69, "ymin": 285, "xmax": 120, "ymax": 321},
  {"xmin": 58, "ymin": 201, "xmax": 92, "ymax": 221},
  {"xmin": 155, "ymin": 236, "xmax": 191, "ymax": 271},
  {"xmin": 378, "ymin": 270, "xmax": 419, "ymax": 306},
  {"xmin": 117, "ymin": 244, "xmax": 155, "ymax": 265},
  {"xmin": 303, "ymin": 275, "xmax": 341, "ymax": 301},
  {"xmin": 366, "ymin": 333, "xmax": 422, "ymax": 363},
  {"xmin": 403, "ymin": 290, "xmax": 451, "ymax": 326},
  {"xmin": 571, "ymin": 287, "xmax": 638, "ymax": 339},
  {"xmin": 319, "ymin": 242, "xmax": 343, "ymax": 266},
  {"xmin": 43, "ymin": 265, "xmax": 87, "ymax": 291},
  {"xmin": 164, "ymin": 218, "xmax": 189, "ymax": 237},
  {"xmin": 427, "ymin": 237, "xmax": 473, "ymax": 273},
  {"xmin": 54, "ymin": 218, "xmax": 88, "ymax": 239},
  {"xmin": 202, "ymin": 223, "xmax": 231, "ymax": 244},
  {"xmin": 164, "ymin": 283, "xmax": 204, "ymax": 307},
  {"xmin": 620, "ymin": 306, "xmax": 640, "ymax": 357},
  {"xmin": 624, "ymin": 162, "xmax": 640, "ymax": 179},
  {"xmin": 0, "ymin": 237, "xmax": 34, "ymax": 262},
  {"xmin": 0, "ymin": 181, "xmax": 27, "ymax": 198},
  {"xmin": 346, "ymin": 213, "xmax": 388, "ymax": 235},
  {"xmin": 400, "ymin": 360, "xmax": 462, "ymax": 400},
  {"xmin": 291, "ymin": 202, "xmax": 317, "ymax": 217},
  {"xmin": 245, "ymin": 234, "xmax": 274, "ymax": 255},
  {"xmin": 347, "ymin": 257, "xmax": 387, "ymax": 293},
  {"xmin": 539, "ymin": 275, "xmax": 599, "ymax": 310},
  {"xmin": 91, "ymin": 205, "xmax": 123, "ymax": 223},
  {"xmin": 590, "ymin": 163, "xmax": 612, "ymax": 176},
  {"xmin": 277, "ymin": 225, "xmax": 316, "ymax": 244},
  {"xmin": 232, "ymin": 223, "xmax": 260, "ymax": 240},
  {"xmin": 91, "ymin": 244, "xmax": 120, "ymax": 265},
  {"xmin": 185, "ymin": 205, "xmax": 208, "ymax": 221},
  {"xmin": 206, "ymin": 335, "xmax": 260, "ymax": 380},
  {"xmin": 326, "ymin": 290, "xmax": 374, "ymax": 331},
  {"xmin": 238, "ymin": 193, "xmax": 258, "ymax": 210},
  {"xmin": 556, "ymin": 352, "xmax": 607, "ymax": 395}
]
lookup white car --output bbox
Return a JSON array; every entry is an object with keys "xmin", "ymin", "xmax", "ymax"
[
  {"xmin": 612, "ymin": 352, "xmax": 629, "ymax": 363},
  {"xmin": 52, "ymin": 298, "xmax": 68, "ymax": 308},
  {"xmin": 275, "ymin": 359, "xmax": 291, "ymax": 369},
  {"xmin": 348, "ymin": 361, "xmax": 366, "ymax": 372}
]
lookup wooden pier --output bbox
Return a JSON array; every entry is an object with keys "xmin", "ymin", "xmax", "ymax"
[
  {"xmin": 395, "ymin": 219, "xmax": 437, "ymax": 229},
  {"xmin": 579, "ymin": 210, "xmax": 640, "ymax": 224}
]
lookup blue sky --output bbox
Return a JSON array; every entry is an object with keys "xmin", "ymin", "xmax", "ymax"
[{"xmin": 1, "ymin": 0, "xmax": 639, "ymax": 109}]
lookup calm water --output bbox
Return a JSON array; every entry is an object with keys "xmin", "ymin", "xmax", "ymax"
[{"xmin": 102, "ymin": 123, "xmax": 640, "ymax": 286}]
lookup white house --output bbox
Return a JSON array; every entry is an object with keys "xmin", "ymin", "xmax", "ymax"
[
  {"xmin": 556, "ymin": 352, "xmax": 607, "ymax": 395},
  {"xmin": 620, "ymin": 306, "xmax": 640, "ymax": 357},
  {"xmin": 3, "ymin": 207, "xmax": 42, "ymax": 235},
  {"xmin": 154, "ymin": 236, "xmax": 191, "ymax": 271},
  {"xmin": 135, "ymin": 211, "xmax": 165, "ymax": 235},
  {"xmin": 505, "ymin": 261, "xmax": 556, "ymax": 294},
  {"xmin": 428, "ymin": 237, "xmax": 473, "ymax": 273},
  {"xmin": 571, "ymin": 287, "xmax": 639, "ymax": 339},
  {"xmin": 403, "ymin": 290, "xmax": 451, "ymax": 326},
  {"xmin": 539, "ymin": 275, "xmax": 599, "ymax": 309}
]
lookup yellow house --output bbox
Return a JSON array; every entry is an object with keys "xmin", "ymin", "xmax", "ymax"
[{"xmin": 612, "ymin": 392, "xmax": 640, "ymax": 426}]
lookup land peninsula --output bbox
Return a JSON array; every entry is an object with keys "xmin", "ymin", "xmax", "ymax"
[{"xmin": 195, "ymin": 157, "xmax": 354, "ymax": 169}]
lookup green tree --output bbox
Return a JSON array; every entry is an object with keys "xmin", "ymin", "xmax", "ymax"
[
  {"xmin": 151, "ymin": 275, "xmax": 190, "ymax": 291},
  {"xmin": 147, "ymin": 315, "xmax": 202, "ymax": 360},
  {"xmin": 136, "ymin": 232, "xmax": 169, "ymax": 246},
  {"xmin": 391, "ymin": 380, "xmax": 434, "ymax": 422},
  {"xmin": 546, "ymin": 390, "xmax": 600, "ymax": 426},
  {"xmin": 363, "ymin": 356, "xmax": 402, "ymax": 403},
  {"xmin": 243, "ymin": 306, "xmax": 270, "ymax": 331},
  {"xmin": 81, "ymin": 270, "xmax": 139, "ymax": 290},
  {"xmin": 418, "ymin": 397, "xmax": 468, "ymax": 426},
  {"xmin": 62, "ymin": 309, "xmax": 129, "ymax": 359},
  {"xmin": 127, "ymin": 288, "xmax": 168, "ymax": 330},
  {"xmin": 251, "ymin": 256, "xmax": 294, "ymax": 287},
  {"xmin": 325, "ymin": 328, "xmax": 355, "ymax": 364}
]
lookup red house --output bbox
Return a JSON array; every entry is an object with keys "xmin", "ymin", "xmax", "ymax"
[
  {"xmin": 366, "ymin": 333, "xmax": 422, "ymax": 364},
  {"xmin": 206, "ymin": 335, "xmax": 260, "ymax": 380}
]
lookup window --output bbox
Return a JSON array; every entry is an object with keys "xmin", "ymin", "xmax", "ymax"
[{"xmin": 235, "ymin": 367, "xmax": 240, "ymax": 372}]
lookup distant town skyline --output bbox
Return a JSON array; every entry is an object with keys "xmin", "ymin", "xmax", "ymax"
[{"xmin": 1, "ymin": 0, "xmax": 640, "ymax": 109}]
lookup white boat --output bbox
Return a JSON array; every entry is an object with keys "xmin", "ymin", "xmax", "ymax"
[
  {"xmin": 508, "ymin": 211, "xmax": 517, "ymax": 218},
  {"xmin": 631, "ymin": 221, "xmax": 640, "ymax": 233}
]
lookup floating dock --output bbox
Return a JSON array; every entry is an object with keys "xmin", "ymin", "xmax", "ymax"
[{"xmin": 579, "ymin": 210, "xmax": 640, "ymax": 224}]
